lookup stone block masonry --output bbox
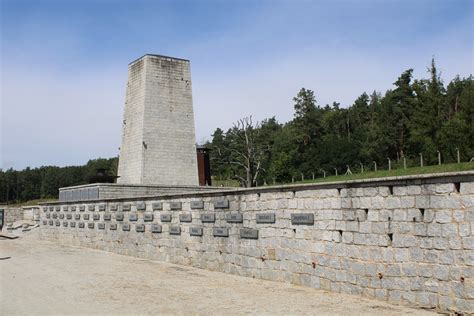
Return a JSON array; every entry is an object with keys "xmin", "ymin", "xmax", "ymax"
[
  {"xmin": 117, "ymin": 54, "xmax": 199, "ymax": 186},
  {"xmin": 39, "ymin": 172, "xmax": 474, "ymax": 313}
]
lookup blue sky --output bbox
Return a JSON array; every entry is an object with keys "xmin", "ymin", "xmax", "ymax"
[{"xmin": 1, "ymin": 0, "xmax": 472, "ymax": 170}]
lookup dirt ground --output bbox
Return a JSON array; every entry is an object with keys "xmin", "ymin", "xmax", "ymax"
[{"xmin": 0, "ymin": 232, "xmax": 435, "ymax": 315}]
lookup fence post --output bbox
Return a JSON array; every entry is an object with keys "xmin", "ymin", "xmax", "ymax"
[
  {"xmin": 437, "ymin": 150, "xmax": 441, "ymax": 165},
  {"xmin": 360, "ymin": 163, "xmax": 364, "ymax": 173},
  {"xmin": 419, "ymin": 153, "xmax": 423, "ymax": 167},
  {"xmin": 312, "ymin": 172, "xmax": 315, "ymax": 180},
  {"xmin": 456, "ymin": 148, "xmax": 460, "ymax": 164},
  {"xmin": 387, "ymin": 158, "xmax": 391, "ymax": 171},
  {"xmin": 403, "ymin": 156, "xmax": 406, "ymax": 169},
  {"xmin": 334, "ymin": 168, "xmax": 338, "ymax": 176},
  {"xmin": 373, "ymin": 161, "xmax": 377, "ymax": 172}
]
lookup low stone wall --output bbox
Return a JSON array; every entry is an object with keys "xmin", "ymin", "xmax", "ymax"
[
  {"xmin": 4, "ymin": 208, "xmax": 24, "ymax": 224},
  {"xmin": 39, "ymin": 172, "xmax": 474, "ymax": 313}
]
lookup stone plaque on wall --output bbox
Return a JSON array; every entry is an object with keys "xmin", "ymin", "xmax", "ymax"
[
  {"xmin": 213, "ymin": 227, "xmax": 229, "ymax": 237},
  {"xmin": 49, "ymin": 206, "xmax": 54, "ymax": 212},
  {"xmin": 190, "ymin": 201, "xmax": 204, "ymax": 209},
  {"xmin": 136, "ymin": 202, "xmax": 146, "ymax": 211},
  {"xmin": 59, "ymin": 213, "xmax": 64, "ymax": 219},
  {"xmin": 226, "ymin": 213, "xmax": 243, "ymax": 223},
  {"xmin": 78, "ymin": 222, "xmax": 85, "ymax": 228},
  {"xmin": 104, "ymin": 213, "xmax": 111, "ymax": 221},
  {"xmin": 46, "ymin": 213, "xmax": 50, "ymax": 219},
  {"xmin": 240, "ymin": 228, "xmax": 258, "ymax": 239},
  {"xmin": 66, "ymin": 214, "xmax": 72, "ymax": 220},
  {"xmin": 88, "ymin": 205, "xmax": 95, "ymax": 211},
  {"xmin": 179, "ymin": 213, "xmax": 192, "ymax": 222},
  {"xmin": 144, "ymin": 213, "xmax": 153, "ymax": 222},
  {"xmin": 170, "ymin": 202, "xmax": 182, "ymax": 210},
  {"xmin": 75, "ymin": 214, "xmax": 81, "ymax": 220},
  {"xmin": 98, "ymin": 204, "xmax": 106, "ymax": 211},
  {"xmin": 122, "ymin": 223, "xmax": 130, "ymax": 231},
  {"xmin": 201, "ymin": 213, "xmax": 215, "ymax": 223},
  {"xmin": 129, "ymin": 213, "xmax": 138, "ymax": 221},
  {"xmin": 71, "ymin": 206, "xmax": 76, "ymax": 212},
  {"xmin": 110, "ymin": 204, "xmax": 118, "ymax": 211},
  {"xmin": 122, "ymin": 204, "xmax": 131, "ymax": 211},
  {"xmin": 291, "ymin": 213, "xmax": 314, "ymax": 225},
  {"xmin": 88, "ymin": 222, "xmax": 94, "ymax": 229},
  {"xmin": 152, "ymin": 202, "xmax": 163, "ymax": 210},
  {"xmin": 70, "ymin": 221, "xmax": 76, "ymax": 228},
  {"xmin": 49, "ymin": 220, "xmax": 53, "ymax": 226},
  {"xmin": 93, "ymin": 214, "xmax": 100, "ymax": 221},
  {"xmin": 83, "ymin": 214, "xmax": 90, "ymax": 220},
  {"xmin": 52, "ymin": 213, "xmax": 57, "ymax": 219},
  {"xmin": 136, "ymin": 224, "xmax": 145, "ymax": 232},
  {"xmin": 98, "ymin": 223, "xmax": 105, "ymax": 230},
  {"xmin": 256, "ymin": 213, "xmax": 275, "ymax": 224},
  {"xmin": 169, "ymin": 226, "xmax": 181, "ymax": 235},
  {"xmin": 55, "ymin": 221, "xmax": 60, "ymax": 226},
  {"xmin": 55, "ymin": 206, "xmax": 60, "ymax": 212},
  {"xmin": 214, "ymin": 200, "xmax": 230, "ymax": 209},
  {"xmin": 116, "ymin": 213, "xmax": 124, "ymax": 221},
  {"xmin": 79, "ymin": 205, "xmax": 85, "ymax": 212},
  {"xmin": 110, "ymin": 223, "xmax": 117, "ymax": 230},
  {"xmin": 42, "ymin": 220, "xmax": 47, "ymax": 225},
  {"xmin": 63, "ymin": 206, "xmax": 69, "ymax": 212},
  {"xmin": 190, "ymin": 227, "xmax": 203, "ymax": 236},
  {"xmin": 63, "ymin": 221, "xmax": 68, "ymax": 227},
  {"xmin": 151, "ymin": 224, "xmax": 162, "ymax": 233},
  {"xmin": 160, "ymin": 214, "xmax": 171, "ymax": 222}
]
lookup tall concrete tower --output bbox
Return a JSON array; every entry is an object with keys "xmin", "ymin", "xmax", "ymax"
[{"xmin": 117, "ymin": 54, "xmax": 199, "ymax": 186}]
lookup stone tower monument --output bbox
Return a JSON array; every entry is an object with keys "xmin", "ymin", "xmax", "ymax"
[{"xmin": 117, "ymin": 54, "xmax": 199, "ymax": 186}]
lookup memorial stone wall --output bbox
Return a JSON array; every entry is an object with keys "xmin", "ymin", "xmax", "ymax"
[{"xmin": 39, "ymin": 173, "xmax": 474, "ymax": 313}]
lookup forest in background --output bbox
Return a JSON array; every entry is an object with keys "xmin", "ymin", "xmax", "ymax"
[{"xmin": 1, "ymin": 59, "xmax": 472, "ymax": 202}]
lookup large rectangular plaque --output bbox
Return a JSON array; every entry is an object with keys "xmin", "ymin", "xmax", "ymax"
[
  {"xmin": 144, "ymin": 213, "xmax": 153, "ymax": 222},
  {"xmin": 129, "ymin": 213, "xmax": 138, "ymax": 221},
  {"xmin": 78, "ymin": 222, "xmax": 85, "ymax": 228},
  {"xmin": 75, "ymin": 214, "xmax": 81, "ymax": 220},
  {"xmin": 88, "ymin": 205, "xmax": 95, "ymax": 211},
  {"xmin": 291, "ymin": 213, "xmax": 314, "ymax": 225},
  {"xmin": 160, "ymin": 214, "xmax": 171, "ymax": 222},
  {"xmin": 136, "ymin": 202, "xmax": 146, "ymax": 211},
  {"xmin": 59, "ymin": 213, "xmax": 64, "ymax": 219},
  {"xmin": 98, "ymin": 204, "xmax": 106, "ymax": 211},
  {"xmin": 116, "ymin": 213, "xmax": 124, "ymax": 221},
  {"xmin": 83, "ymin": 214, "xmax": 90, "ymax": 220},
  {"xmin": 79, "ymin": 205, "xmax": 85, "ymax": 212},
  {"xmin": 93, "ymin": 214, "xmax": 100, "ymax": 221},
  {"xmin": 122, "ymin": 223, "xmax": 130, "ymax": 231},
  {"xmin": 87, "ymin": 222, "xmax": 94, "ymax": 229},
  {"xmin": 214, "ymin": 200, "xmax": 229, "ymax": 209},
  {"xmin": 62, "ymin": 221, "xmax": 68, "ymax": 227},
  {"xmin": 135, "ymin": 224, "xmax": 145, "ymax": 232},
  {"xmin": 179, "ymin": 213, "xmax": 192, "ymax": 222},
  {"xmin": 213, "ymin": 227, "xmax": 229, "ymax": 237},
  {"xmin": 122, "ymin": 204, "xmax": 131, "ymax": 212},
  {"xmin": 110, "ymin": 204, "xmax": 118, "ymax": 211},
  {"xmin": 169, "ymin": 226, "xmax": 181, "ymax": 235},
  {"xmin": 151, "ymin": 224, "xmax": 162, "ymax": 233},
  {"xmin": 152, "ymin": 202, "xmax": 163, "ymax": 210},
  {"xmin": 70, "ymin": 221, "xmax": 76, "ymax": 228},
  {"xmin": 109, "ymin": 223, "xmax": 117, "ymax": 230},
  {"xmin": 98, "ymin": 223, "xmax": 105, "ymax": 230},
  {"xmin": 170, "ymin": 202, "xmax": 182, "ymax": 210},
  {"xmin": 240, "ymin": 228, "xmax": 258, "ymax": 239},
  {"xmin": 190, "ymin": 227, "xmax": 203, "ymax": 236},
  {"xmin": 201, "ymin": 213, "xmax": 215, "ymax": 223},
  {"xmin": 226, "ymin": 213, "xmax": 243, "ymax": 223},
  {"xmin": 190, "ymin": 201, "xmax": 204, "ymax": 209},
  {"xmin": 104, "ymin": 213, "xmax": 111, "ymax": 221},
  {"xmin": 66, "ymin": 214, "xmax": 72, "ymax": 220},
  {"xmin": 256, "ymin": 213, "xmax": 275, "ymax": 224}
]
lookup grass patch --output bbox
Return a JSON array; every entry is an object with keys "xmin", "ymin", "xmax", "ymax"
[{"xmin": 1, "ymin": 198, "xmax": 56, "ymax": 208}]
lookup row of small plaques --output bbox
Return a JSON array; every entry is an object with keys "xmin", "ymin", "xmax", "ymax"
[
  {"xmin": 44, "ymin": 212, "xmax": 314, "ymax": 225},
  {"xmin": 44, "ymin": 199, "xmax": 231, "ymax": 213},
  {"xmin": 42, "ymin": 220, "xmax": 258, "ymax": 239}
]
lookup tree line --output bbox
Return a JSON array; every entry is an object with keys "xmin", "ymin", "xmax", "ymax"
[
  {"xmin": 208, "ymin": 59, "xmax": 473, "ymax": 187},
  {"xmin": 0, "ymin": 158, "xmax": 118, "ymax": 204}
]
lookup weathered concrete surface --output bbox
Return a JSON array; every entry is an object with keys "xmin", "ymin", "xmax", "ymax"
[{"xmin": 0, "ymin": 234, "xmax": 434, "ymax": 315}]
